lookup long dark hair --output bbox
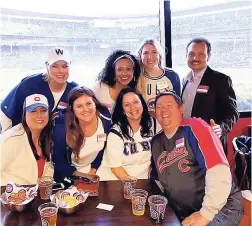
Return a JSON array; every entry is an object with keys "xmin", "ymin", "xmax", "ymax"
[
  {"xmin": 112, "ymin": 88, "xmax": 152, "ymax": 141},
  {"xmin": 97, "ymin": 49, "xmax": 141, "ymax": 88},
  {"xmin": 66, "ymin": 86, "xmax": 108, "ymax": 159},
  {"xmin": 22, "ymin": 110, "xmax": 51, "ymax": 161}
]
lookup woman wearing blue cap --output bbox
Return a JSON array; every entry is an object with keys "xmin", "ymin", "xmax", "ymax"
[
  {"xmin": 0, "ymin": 47, "xmax": 78, "ymax": 132},
  {"xmin": 0, "ymin": 94, "xmax": 52, "ymax": 185}
]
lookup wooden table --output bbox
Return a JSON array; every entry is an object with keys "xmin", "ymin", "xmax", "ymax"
[{"xmin": 1, "ymin": 179, "xmax": 181, "ymax": 226}]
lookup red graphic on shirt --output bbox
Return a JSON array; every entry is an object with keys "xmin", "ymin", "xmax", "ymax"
[
  {"xmin": 51, "ymin": 112, "xmax": 59, "ymax": 120},
  {"xmin": 178, "ymin": 159, "xmax": 190, "ymax": 172},
  {"xmin": 198, "ymin": 85, "xmax": 209, "ymax": 90},
  {"xmin": 157, "ymin": 147, "xmax": 189, "ymax": 173}
]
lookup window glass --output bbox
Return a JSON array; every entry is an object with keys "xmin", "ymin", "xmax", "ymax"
[
  {"xmin": 0, "ymin": 0, "xmax": 160, "ymax": 101},
  {"xmin": 171, "ymin": 0, "xmax": 252, "ymax": 111}
]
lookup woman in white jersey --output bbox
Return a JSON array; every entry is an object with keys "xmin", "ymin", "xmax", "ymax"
[
  {"xmin": 92, "ymin": 50, "xmax": 141, "ymax": 112},
  {"xmin": 136, "ymin": 39, "xmax": 181, "ymax": 114},
  {"xmin": 52, "ymin": 86, "xmax": 111, "ymax": 180},
  {"xmin": 103, "ymin": 88, "xmax": 157, "ymax": 180},
  {"xmin": 0, "ymin": 47, "xmax": 78, "ymax": 132}
]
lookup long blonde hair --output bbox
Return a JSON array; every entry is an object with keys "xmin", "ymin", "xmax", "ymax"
[{"xmin": 136, "ymin": 39, "xmax": 164, "ymax": 100}]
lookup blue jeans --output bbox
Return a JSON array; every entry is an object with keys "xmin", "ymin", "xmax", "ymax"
[{"xmin": 209, "ymin": 189, "xmax": 243, "ymax": 226}]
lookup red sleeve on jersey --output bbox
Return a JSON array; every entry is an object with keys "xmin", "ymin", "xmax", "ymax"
[{"xmin": 181, "ymin": 118, "xmax": 228, "ymax": 169}]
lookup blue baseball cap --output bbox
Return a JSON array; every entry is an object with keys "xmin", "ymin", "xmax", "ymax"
[
  {"xmin": 24, "ymin": 94, "xmax": 49, "ymax": 112},
  {"xmin": 155, "ymin": 90, "xmax": 183, "ymax": 107}
]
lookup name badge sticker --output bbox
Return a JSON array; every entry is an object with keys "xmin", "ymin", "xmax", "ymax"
[
  {"xmin": 97, "ymin": 133, "xmax": 107, "ymax": 142},
  {"xmin": 176, "ymin": 138, "xmax": 185, "ymax": 148},
  {"xmin": 58, "ymin": 101, "xmax": 67, "ymax": 109},
  {"xmin": 197, "ymin": 85, "xmax": 209, "ymax": 94},
  {"xmin": 157, "ymin": 81, "xmax": 169, "ymax": 90}
]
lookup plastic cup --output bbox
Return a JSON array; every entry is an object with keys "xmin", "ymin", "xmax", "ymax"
[
  {"xmin": 38, "ymin": 202, "xmax": 58, "ymax": 226},
  {"xmin": 148, "ymin": 195, "xmax": 168, "ymax": 224},
  {"xmin": 131, "ymin": 189, "xmax": 148, "ymax": 216},
  {"xmin": 38, "ymin": 176, "xmax": 53, "ymax": 200},
  {"xmin": 121, "ymin": 176, "xmax": 137, "ymax": 199}
]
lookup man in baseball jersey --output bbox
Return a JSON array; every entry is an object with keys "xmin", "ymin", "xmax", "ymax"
[{"xmin": 151, "ymin": 91, "xmax": 243, "ymax": 226}]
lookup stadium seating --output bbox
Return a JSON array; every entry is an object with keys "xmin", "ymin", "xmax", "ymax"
[{"xmin": 0, "ymin": 3, "xmax": 251, "ymax": 109}]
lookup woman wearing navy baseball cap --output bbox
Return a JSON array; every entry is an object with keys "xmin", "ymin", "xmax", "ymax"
[
  {"xmin": 0, "ymin": 47, "xmax": 78, "ymax": 133},
  {"xmin": 0, "ymin": 94, "xmax": 53, "ymax": 185}
]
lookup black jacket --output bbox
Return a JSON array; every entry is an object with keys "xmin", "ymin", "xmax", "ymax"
[{"xmin": 182, "ymin": 66, "xmax": 239, "ymax": 153}]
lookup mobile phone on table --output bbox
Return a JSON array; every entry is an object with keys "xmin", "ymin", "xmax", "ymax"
[{"xmin": 52, "ymin": 182, "xmax": 65, "ymax": 191}]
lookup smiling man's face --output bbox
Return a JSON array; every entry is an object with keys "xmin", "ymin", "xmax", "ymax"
[
  {"xmin": 155, "ymin": 95, "xmax": 183, "ymax": 134},
  {"xmin": 186, "ymin": 42, "xmax": 210, "ymax": 72}
]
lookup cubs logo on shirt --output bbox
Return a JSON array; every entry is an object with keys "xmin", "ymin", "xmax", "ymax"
[
  {"xmin": 145, "ymin": 76, "xmax": 173, "ymax": 111},
  {"xmin": 157, "ymin": 146, "xmax": 189, "ymax": 173},
  {"xmin": 146, "ymin": 97, "xmax": 156, "ymax": 112},
  {"xmin": 123, "ymin": 139, "xmax": 152, "ymax": 156}
]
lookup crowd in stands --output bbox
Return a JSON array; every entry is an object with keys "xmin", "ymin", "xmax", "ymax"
[{"xmin": 1, "ymin": 5, "xmax": 251, "ymax": 70}]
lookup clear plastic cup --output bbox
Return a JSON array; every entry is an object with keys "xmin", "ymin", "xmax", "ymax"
[
  {"xmin": 121, "ymin": 176, "xmax": 137, "ymax": 199},
  {"xmin": 38, "ymin": 176, "xmax": 53, "ymax": 200},
  {"xmin": 148, "ymin": 195, "xmax": 168, "ymax": 224},
  {"xmin": 131, "ymin": 189, "xmax": 148, "ymax": 216},
  {"xmin": 38, "ymin": 202, "xmax": 58, "ymax": 226}
]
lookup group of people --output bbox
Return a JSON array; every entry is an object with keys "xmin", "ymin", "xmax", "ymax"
[{"xmin": 0, "ymin": 37, "xmax": 243, "ymax": 225}]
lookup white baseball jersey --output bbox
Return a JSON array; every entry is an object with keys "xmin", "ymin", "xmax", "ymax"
[
  {"xmin": 71, "ymin": 117, "xmax": 106, "ymax": 173},
  {"xmin": 103, "ymin": 124, "xmax": 153, "ymax": 179},
  {"xmin": 144, "ymin": 68, "xmax": 181, "ymax": 112}
]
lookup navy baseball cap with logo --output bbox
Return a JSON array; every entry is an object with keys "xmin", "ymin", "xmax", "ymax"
[
  {"xmin": 155, "ymin": 90, "xmax": 183, "ymax": 107},
  {"xmin": 45, "ymin": 47, "xmax": 71, "ymax": 65},
  {"xmin": 24, "ymin": 94, "xmax": 49, "ymax": 112}
]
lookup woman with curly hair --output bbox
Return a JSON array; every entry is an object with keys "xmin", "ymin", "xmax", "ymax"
[{"xmin": 92, "ymin": 50, "xmax": 141, "ymax": 112}]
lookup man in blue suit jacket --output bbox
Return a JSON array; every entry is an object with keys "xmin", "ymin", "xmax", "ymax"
[{"xmin": 182, "ymin": 37, "xmax": 239, "ymax": 154}]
